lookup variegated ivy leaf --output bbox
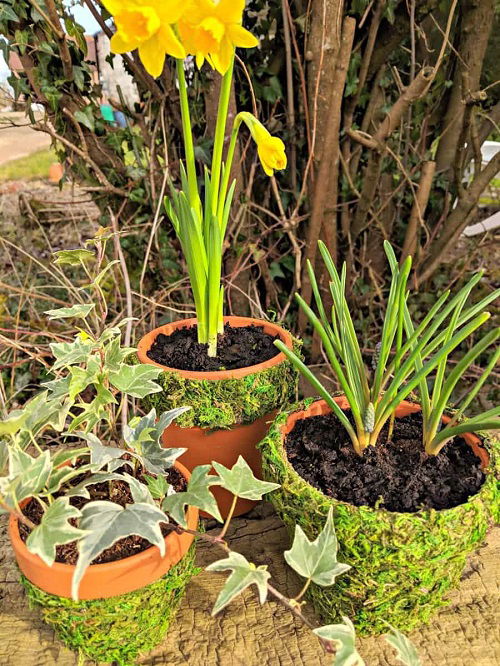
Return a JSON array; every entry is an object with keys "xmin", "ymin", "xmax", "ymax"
[
  {"xmin": 68, "ymin": 384, "xmax": 116, "ymax": 432},
  {"xmin": 104, "ymin": 336, "xmax": 136, "ymax": 372},
  {"xmin": 121, "ymin": 473, "xmax": 156, "ymax": 505},
  {"xmin": 206, "ymin": 552, "xmax": 270, "ymax": 615},
  {"xmin": 284, "ymin": 507, "xmax": 350, "ymax": 587},
  {"xmin": 53, "ymin": 248, "xmax": 95, "ymax": 266},
  {"xmin": 45, "ymin": 304, "xmax": 95, "ymax": 320},
  {"xmin": 50, "ymin": 336, "xmax": 94, "ymax": 370},
  {"xmin": 124, "ymin": 407, "xmax": 191, "ymax": 448},
  {"xmin": 108, "ymin": 364, "xmax": 163, "ymax": 399},
  {"xmin": 26, "ymin": 497, "xmax": 86, "ymax": 567},
  {"xmin": 124, "ymin": 408, "xmax": 188, "ymax": 475},
  {"xmin": 0, "ymin": 392, "xmax": 69, "ymax": 447},
  {"xmin": 385, "ymin": 625, "xmax": 421, "ymax": 666},
  {"xmin": 0, "ymin": 409, "xmax": 26, "ymax": 437},
  {"xmin": 72, "ymin": 500, "xmax": 167, "ymax": 599},
  {"xmin": 67, "ymin": 355, "xmax": 100, "ymax": 401},
  {"xmin": 313, "ymin": 618, "xmax": 365, "ymax": 666},
  {"xmin": 0, "ymin": 440, "xmax": 8, "ymax": 475},
  {"xmin": 75, "ymin": 432, "xmax": 124, "ymax": 470},
  {"xmin": 42, "ymin": 376, "xmax": 72, "ymax": 400},
  {"xmin": 162, "ymin": 464, "xmax": 222, "ymax": 526},
  {"xmin": 212, "ymin": 456, "xmax": 280, "ymax": 501},
  {"xmin": 144, "ymin": 474, "xmax": 172, "ymax": 501},
  {"xmin": 7, "ymin": 449, "xmax": 52, "ymax": 504},
  {"xmin": 43, "ymin": 460, "xmax": 95, "ymax": 496}
]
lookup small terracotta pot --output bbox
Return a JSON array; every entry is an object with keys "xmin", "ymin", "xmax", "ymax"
[
  {"xmin": 137, "ymin": 315, "xmax": 293, "ymax": 380},
  {"xmin": 9, "ymin": 461, "xmax": 198, "ymax": 601},
  {"xmin": 162, "ymin": 411, "xmax": 276, "ymax": 518},
  {"xmin": 139, "ymin": 316, "xmax": 295, "ymax": 519},
  {"xmin": 49, "ymin": 163, "xmax": 63, "ymax": 183},
  {"xmin": 281, "ymin": 397, "xmax": 489, "ymax": 466}
]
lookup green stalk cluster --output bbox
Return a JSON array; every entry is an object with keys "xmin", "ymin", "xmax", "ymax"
[{"xmin": 276, "ymin": 241, "xmax": 500, "ymax": 456}]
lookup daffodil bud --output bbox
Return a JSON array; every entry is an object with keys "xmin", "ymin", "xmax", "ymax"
[{"xmin": 238, "ymin": 112, "xmax": 287, "ymax": 177}]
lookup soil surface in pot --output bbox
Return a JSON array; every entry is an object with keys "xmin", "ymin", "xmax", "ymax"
[
  {"xmin": 19, "ymin": 464, "xmax": 186, "ymax": 565},
  {"xmin": 285, "ymin": 411, "xmax": 485, "ymax": 512},
  {"xmin": 147, "ymin": 323, "xmax": 280, "ymax": 371}
]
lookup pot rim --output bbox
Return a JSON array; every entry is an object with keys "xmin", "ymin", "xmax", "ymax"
[
  {"xmin": 9, "ymin": 460, "xmax": 198, "ymax": 575},
  {"xmin": 274, "ymin": 397, "xmax": 492, "ymax": 515},
  {"xmin": 136, "ymin": 315, "xmax": 294, "ymax": 380}
]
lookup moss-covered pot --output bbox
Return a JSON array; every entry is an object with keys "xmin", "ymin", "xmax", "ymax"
[
  {"xmin": 20, "ymin": 545, "xmax": 198, "ymax": 666},
  {"xmin": 137, "ymin": 316, "xmax": 300, "ymax": 430},
  {"xmin": 259, "ymin": 397, "xmax": 500, "ymax": 635}
]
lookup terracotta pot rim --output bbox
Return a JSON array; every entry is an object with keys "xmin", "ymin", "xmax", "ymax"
[
  {"xmin": 136, "ymin": 315, "xmax": 294, "ymax": 380},
  {"xmin": 279, "ymin": 396, "xmax": 490, "ymax": 470},
  {"xmin": 9, "ymin": 460, "xmax": 197, "ymax": 576}
]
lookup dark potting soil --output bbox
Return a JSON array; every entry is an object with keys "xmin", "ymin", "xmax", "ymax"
[
  {"xmin": 20, "ymin": 465, "xmax": 186, "ymax": 565},
  {"xmin": 285, "ymin": 411, "xmax": 486, "ymax": 512},
  {"xmin": 147, "ymin": 323, "xmax": 280, "ymax": 371}
]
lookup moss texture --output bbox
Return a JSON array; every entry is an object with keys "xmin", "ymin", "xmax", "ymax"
[
  {"xmin": 259, "ymin": 400, "xmax": 500, "ymax": 636},
  {"xmin": 20, "ymin": 545, "xmax": 198, "ymax": 665},
  {"xmin": 142, "ymin": 337, "xmax": 301, "ymax": 429}
]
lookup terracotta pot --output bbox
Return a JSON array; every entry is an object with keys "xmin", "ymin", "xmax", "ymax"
[
  {"xmin": 260, "ymin": 397, "xmax": 497, "ymax": 634},
  {"xmin": 139, "ymin": 316, "xmax": 295, "ymax": 519},
  {"xmin": 137, "ymin": 315, "xmax": 293, "ymax": 380},
  {"xmin": 162, "ymin": 411, "xmax": 276, "ymax": 518},
  {"xmin": 9, "ymin": 461, "xmax": 198, "ymax": 601},
  {"xmin": 281, "ymin": 397, "xmax": 489, "ymax": 466}
]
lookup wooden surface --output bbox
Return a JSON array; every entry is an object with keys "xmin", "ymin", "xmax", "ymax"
[{"xmin": 0, "ymin": 504, "xmax": 498, "ymax": 665}]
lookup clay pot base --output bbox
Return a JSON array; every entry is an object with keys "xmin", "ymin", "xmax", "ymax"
[{"xmin": 19, "ymin": 545, "xmax": 197, "ymax": 664}]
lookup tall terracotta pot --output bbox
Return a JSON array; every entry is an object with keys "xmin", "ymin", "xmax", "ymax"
[{"xmin": 137, "ymin": 315, "xmax": 299, "ymax": 519}]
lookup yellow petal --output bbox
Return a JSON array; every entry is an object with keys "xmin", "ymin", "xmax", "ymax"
[
  {"xmin": 157, "ymin": 24, "xmax": 186, "ymax": 59},
  {"xmin": 110, "ymin": 31, "xmax": 139, "ymax": 54},
  {"xmin": 228, "ymin": 24, "xmax": 258, "ymax": 49},
  {"xmin": 154, "ymin": 0, "xmax": 187, "ymax": 24},
  {"xmin": 196, "ymin": 52, "xmax": 205, "ymax": 69},
  {"xmin": 100, "ymin": 0, "xmax": 129, "ymax": 15},
  {"xmin": 138, "ymin": 34, "xmax": 166, "ymax": 78},
  {"xmin": 214, "ymin": 0, "xmax": 245, "ymax": 24},
  {"xmin": 211, "ymin": 37, "xmax": 233, "ymax": 74}
]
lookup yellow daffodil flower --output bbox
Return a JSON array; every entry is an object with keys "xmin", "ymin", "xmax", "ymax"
[
  {"xmin": 238, "ymin": 112, "xmax": 287, "ymax": 176},
  {"xmin": 103, "ymin": 0, "xmax": 186, "ymax": 78},
  {"xmin": 179, "ymin": 0, "xmax": 258, "ymax": 74}
]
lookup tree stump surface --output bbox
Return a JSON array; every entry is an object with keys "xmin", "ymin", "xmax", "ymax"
[{"xmin": 0, "ymin": 506, "xmax": 498, "ymax": 666}]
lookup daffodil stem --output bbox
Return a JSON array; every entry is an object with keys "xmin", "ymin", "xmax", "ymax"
[
  {"xmin": 176, "ymin": 59, "xmax": 198, "ymax": 207},
  {"xmin": 211, "ymin": 56, "xmax": 234, "ymax": 216},
  {"xmin": 217, "ymin": 114, "xmax": 243, "ymax": 219}
]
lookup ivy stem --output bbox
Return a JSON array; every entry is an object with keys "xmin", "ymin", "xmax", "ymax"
[
  {"xmin": 169, "ymin": 521, "xmax": 336, "ymax": 657},
  {"xmin": 0, "ymin": 498, "xmax": 37, "ymax": 530},
  {"xmin": 292, "ymin": 577, "xmax": 312, "ymax": 602},
  {"xmin": 219, "ymin": 495, "xmax": 238, "ymax": 539}
]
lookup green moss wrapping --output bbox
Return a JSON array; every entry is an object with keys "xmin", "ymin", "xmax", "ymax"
[
  {"xmin": 142, "ymin": 338, "xmax": 302, "ymax": 429},
  {"xmin": 20, "ymin": 546, "xmax": 198, "ymax": 666},
  {"xmin": 259, "ymin": 400, "xmax": 500, "ymax": 636}
]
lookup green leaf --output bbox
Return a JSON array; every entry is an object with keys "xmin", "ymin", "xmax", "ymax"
[
  {"xmin": 144, "ymin": 474, "xmax": 171, "ymax": 501},
  {"xmin": 206, "ymin": 552, "xmax": 270, "ymax": 615},
  {"xmin": 212, "ymin": 456, "xmax": 280, "ymax": 500},
  {"xmin": 72, "ymin": 500, "xmax": 167, "ymax": 599},
  {"xmin": 313, "ymin": 618, "xmax": 365, "ymax": 666},
  {"xmin": 385, "ymin": 625, "xmax": 421, "ymax": 666},
  {"xmin": 162, "ymin": 464, "xmax": 222, "ymax": 526},
  {"xmin": 50, "ymin": 337, "xmax": 94, "ymax": 370},
  {"xmin": 26, "ymin": 497, "xmax": 86, "ymax": 567},
  {"xmin": 44, "ymin": 304, "xmax": 95, "ymax": 320},
  {"xmin": 68, "ymin": 355, "xmax": 100, "ymax": 401},
  {"xmin": 42, "ymin": 376, "xmax": 72, "ymax": 400},
  {"xmin": 53, "ymin": 248, "xmax": 95, "ymax": 266},
  {"xmin": 108, "ymin": 364, "xmax": 163, "ymax": 398},
  {"xmin": 284, "ymin": 507, "xmax": 350, "ymax": 586}
]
